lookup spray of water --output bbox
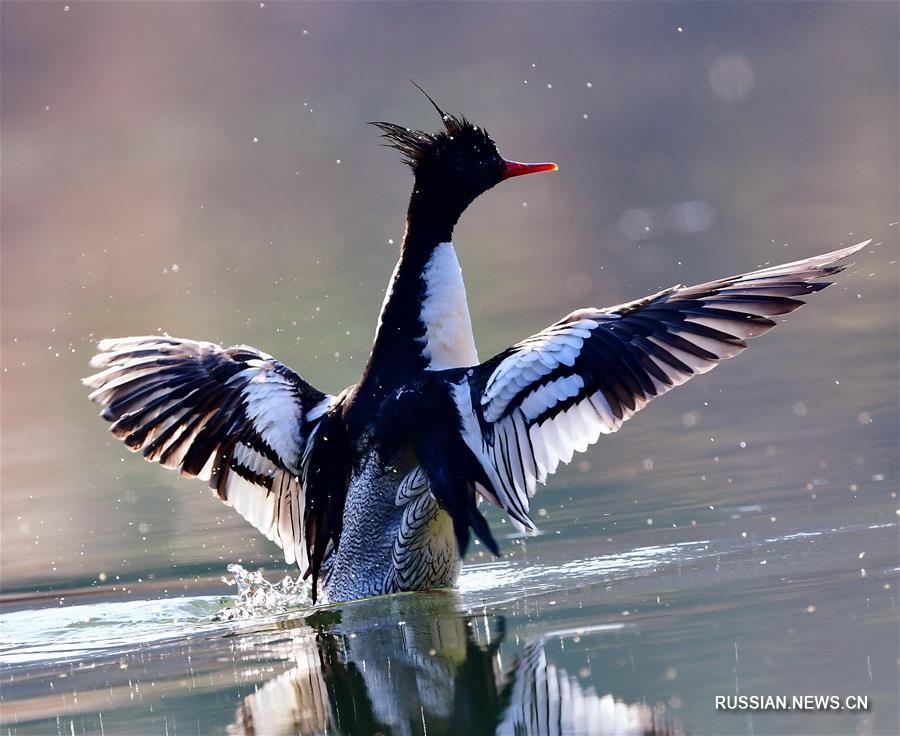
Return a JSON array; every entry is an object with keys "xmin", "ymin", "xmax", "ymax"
[{"xmin": 213, "ymin": 564, "xmax": 313, "ymax": 621}]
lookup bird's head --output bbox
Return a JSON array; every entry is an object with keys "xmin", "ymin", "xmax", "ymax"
[{"xmin": 371, "ymin": 85, "xmax": 557, "ymax": 237}]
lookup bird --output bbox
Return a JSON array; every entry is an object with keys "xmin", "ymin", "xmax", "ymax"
[{"xmin": 84, "ymin": 90, "xmax": 868, "ymax": 604}]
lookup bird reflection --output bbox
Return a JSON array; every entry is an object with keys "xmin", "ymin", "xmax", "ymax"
[{"xmin": 228, "ymin": 593, "xmax": 677, "ymax": 736}]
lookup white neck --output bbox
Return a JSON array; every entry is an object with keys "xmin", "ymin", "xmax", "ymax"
[{"xmin": 418, "ymin": 242, "xmax": 478, "ymax": 370}]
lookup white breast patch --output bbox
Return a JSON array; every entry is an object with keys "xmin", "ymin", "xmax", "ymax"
[{"xmin": 418, "ymin": 242, "xmax": 478, "ymax": 370}]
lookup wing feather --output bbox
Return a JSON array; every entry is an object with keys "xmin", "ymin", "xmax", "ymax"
[
  {"xmin": 448, "ymin": 242, "xmax": 867, "ymax": 528},
  {"xmin": 84, "ymin": 336, "xmax": 335, "ymax": 572}
]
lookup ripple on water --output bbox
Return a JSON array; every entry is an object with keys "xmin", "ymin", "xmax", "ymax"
[
  {"xmin": 0, "ymin": 565, "xmax": 320, "ymax": 666},
  {"xmin": 0, "ymin": 596, "xmax": 226, "ymax": 666},
  {"xmin": 0, "ymin": 521, "xmax": 893, "ymax": 668}
]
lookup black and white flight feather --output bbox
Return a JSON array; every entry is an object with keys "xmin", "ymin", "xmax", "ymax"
[
  {"xmin": 400, "ymin": 242, "xmax": 868, "ymax": 536},
  {"xmin": 83, "ymin": 336, "xmax": 335, "ymax": 573}
]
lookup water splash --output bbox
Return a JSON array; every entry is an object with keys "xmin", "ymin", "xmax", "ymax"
[
  {"xmin": 0, "ymin": 566, "xmax": 315, "ymax": 664},
  {"xmin": 213, "ymin": 564, "xmax": 313, "ymax": 621}
]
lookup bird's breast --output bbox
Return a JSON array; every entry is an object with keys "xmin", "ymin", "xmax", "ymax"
[{"xmin": 417, "ymin": 242, "xmax": 479, "ymax": 370}]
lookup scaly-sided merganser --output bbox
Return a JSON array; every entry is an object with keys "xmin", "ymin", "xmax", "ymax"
[{"xmin": 84, "ymin": 94, "xmax": 867, "ymax": 604}]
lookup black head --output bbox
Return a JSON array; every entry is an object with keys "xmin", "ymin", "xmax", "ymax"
[{"xmin": 371, "ymin": 87, "xmax": 557, "ymax": 238}]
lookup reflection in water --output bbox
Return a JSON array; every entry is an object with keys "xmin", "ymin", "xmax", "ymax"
[{"xmin": 229, "ymin": 594, "xmax": 676, "ymax": 736}]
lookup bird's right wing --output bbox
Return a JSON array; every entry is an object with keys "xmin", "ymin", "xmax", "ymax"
[
  {"xmin": 445, "ymin": 242, "xmax": 867, "ymax": 531},
  {"xmin": 83, "ymin": 336, "xmax": 337, "ymax": 572}
]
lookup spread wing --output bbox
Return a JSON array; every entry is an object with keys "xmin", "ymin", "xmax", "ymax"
[
  {"xmin": 443, "ymin": 242, "xmax": 867, "ymax": 531},
  {"xmin": 83, "ymin": 336, "xmax": 336, "ymax": 571}
]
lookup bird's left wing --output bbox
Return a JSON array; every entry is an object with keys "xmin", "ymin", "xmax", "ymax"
[
  {"xmin": 83, "ymin": 336, "xmax": 337, "ymax": 572},
  {"xmin": 441, "ymin": 242, "xmax": 867, "ymax": 531}
]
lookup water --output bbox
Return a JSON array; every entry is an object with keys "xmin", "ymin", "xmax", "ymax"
[
  {"xmin": 2, "ymin": 2, "xmax": 898, "ymax": 734},
  {"xmin": 2, "ymin": 492, "xmax": 897, "ymax": 734}
]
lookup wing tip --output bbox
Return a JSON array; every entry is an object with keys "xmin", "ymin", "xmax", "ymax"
[
  {"xmin": 813, "ymin": 239, "xmax": 871, "ymax": 275},
  {"xmin": 510, "ymin": 513, "xmax": 537, "ymax": 534}
]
